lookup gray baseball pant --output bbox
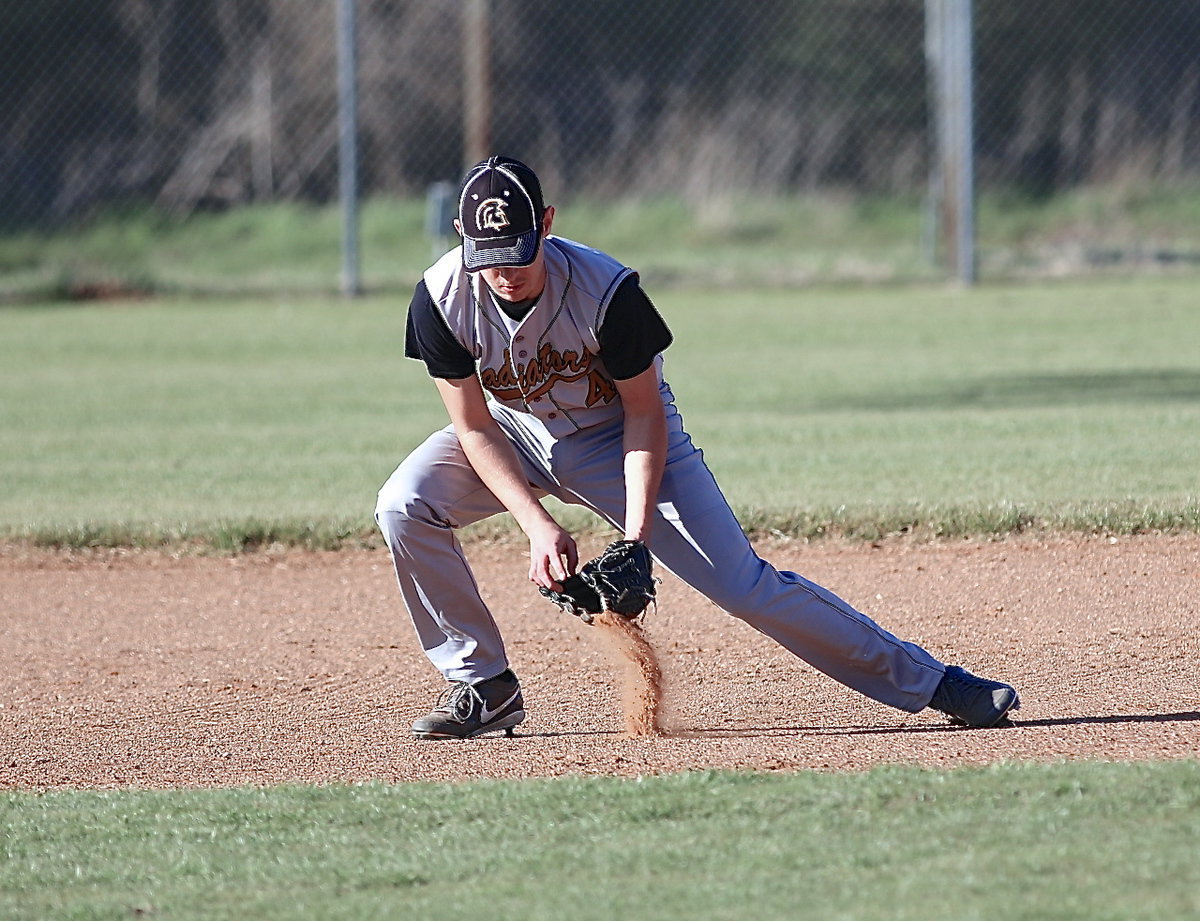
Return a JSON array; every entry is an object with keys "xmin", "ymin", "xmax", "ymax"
[{"xmin": 375, "ymin": 387, "xmax": 945, "ymax": 713}]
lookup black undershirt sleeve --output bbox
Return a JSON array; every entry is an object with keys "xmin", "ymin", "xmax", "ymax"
[
  {"xmin": 406, "ymin": 274, "xmax": 670, "ymax": 382},
  {"xmin": 404, "ymin": 280, "xmax": 477, "ymax": 379},
  {"xmin": 597, "ymin": 274, "xmax": 674, "ymax": 380}
]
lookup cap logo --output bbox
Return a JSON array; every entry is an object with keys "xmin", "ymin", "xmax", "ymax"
[{"xmin": 476, "ymin": 197, "xmax": 511, "ymax": 233}]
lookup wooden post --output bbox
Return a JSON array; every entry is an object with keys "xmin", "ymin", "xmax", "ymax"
[{"xmin": 463, "ymin": 0, "xmax": 492, "ymax": 169}]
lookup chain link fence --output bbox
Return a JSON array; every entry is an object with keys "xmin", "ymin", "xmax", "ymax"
[{"xmin": 2, "ymin": 0, "xmax": 1198, "ymax": 297}]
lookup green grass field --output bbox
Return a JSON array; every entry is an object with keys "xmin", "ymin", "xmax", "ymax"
[
  {"xmin": 1, "ymin": 275, "xmax": 1197, "ymax": 547},
  {"xmin": 4, "ymin": 763, "xmax": 1199, "ymax": 921}
]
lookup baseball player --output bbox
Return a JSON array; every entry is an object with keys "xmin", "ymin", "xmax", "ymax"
[{"xmin": 376, "ymin": 155, "xmax": 1020, "ymax": 739}]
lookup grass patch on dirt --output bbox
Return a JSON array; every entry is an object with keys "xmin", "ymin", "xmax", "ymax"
[{"xmin": 4, "ymin": 762, "xmax": 1199, "ymax": 921}]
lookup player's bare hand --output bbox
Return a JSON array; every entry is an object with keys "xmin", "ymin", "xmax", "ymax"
[{"xmin": 526, "ymin": 521, "xmax": 578, "ymax": 591}]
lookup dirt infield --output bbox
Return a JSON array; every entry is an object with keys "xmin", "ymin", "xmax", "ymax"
[{"xmin": 3, "ymin": 534, "xmax": 1197, "ymax": 789}]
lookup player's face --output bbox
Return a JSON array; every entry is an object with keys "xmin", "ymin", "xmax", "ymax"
[
  {"xmin": 479, "ymin": 259, "xmax": 543, "ymax": 302},
  {"xmin": 478, "ymin": 206, "xmax": 555, "ymax": 303}
]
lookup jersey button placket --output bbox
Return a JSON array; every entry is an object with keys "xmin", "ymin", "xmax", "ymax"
[{"xmin": 510, "ymin": 336, "xmax": 534, "ymax": 411}]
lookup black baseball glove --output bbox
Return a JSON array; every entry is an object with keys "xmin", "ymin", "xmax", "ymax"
[{"xmin": 539, "ymin": 539, "xmax": 656, "ymax": 624}]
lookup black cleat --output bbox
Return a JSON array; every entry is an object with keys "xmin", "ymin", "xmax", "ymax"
[
  {"xmin": 928, "ymin": 665, "xmax": 1020, "ymax": 728},
  {"xmin": 412, "ymin": 669, "xmax": 525, "ymax": 739}
]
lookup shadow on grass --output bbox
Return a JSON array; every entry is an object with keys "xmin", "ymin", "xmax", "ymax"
[{"xmin": 826, "ymin": 369, "xmax": 1200, "ymax": 412}]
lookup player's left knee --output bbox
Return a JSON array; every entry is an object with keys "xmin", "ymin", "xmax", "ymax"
[{"xmin": 373, "ymin": 495, "xmax": 423, "ymax": 546}]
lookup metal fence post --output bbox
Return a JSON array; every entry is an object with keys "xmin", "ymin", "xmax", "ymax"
[
  {"xmin": 948, "ymin": 0, "xmax": 976, "ymax": 285},
  {"xmin": 336, "ymin": 0, "xmax": 362, "ymax": 297},
  {"xmin": 927, "ymin": 0, "xmax": 977, "ymax": 285}
]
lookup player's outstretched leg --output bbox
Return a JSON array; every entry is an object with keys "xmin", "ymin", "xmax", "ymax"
[
  {"xmin": 411, "ymin": 669, "xmax": 526, "ymax": 739},
  {"xmin": 925, "ymin": 665, "xmax": 1019, "ymax": 727}
]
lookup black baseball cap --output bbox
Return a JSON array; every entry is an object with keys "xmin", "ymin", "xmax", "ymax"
[{"xmin": 457, "ymin": 156, "xmax": 546, "ymax": 272}]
